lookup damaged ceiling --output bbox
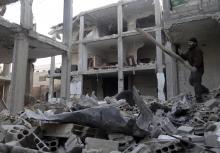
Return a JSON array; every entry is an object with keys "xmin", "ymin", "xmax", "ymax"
[
  {"xmin": 168, "ymin": 18, "xmax": 220, "ymax": 45},
  {"xmin": 0, "ymin": 18, "xmax": 67, "ymax": 63}
]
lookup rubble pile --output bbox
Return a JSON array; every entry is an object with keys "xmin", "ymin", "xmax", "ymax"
[{"xmin": 0, "ymin": 87, "xmax": 220, "ymax": 153}]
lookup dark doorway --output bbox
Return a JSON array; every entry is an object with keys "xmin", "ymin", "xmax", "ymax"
[{"xmin": 102, "ymin": 77, "xmax": 118, "ymax": 97}]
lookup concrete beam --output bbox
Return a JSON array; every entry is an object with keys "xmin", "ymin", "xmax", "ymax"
[
  {"xmin": 0, "ymin": 0, "xmax": 18, "ymax": 5},
  {"xmin": 29, "ymin": 31, "xmax": 68, "ymax": 52},
  {"xmin": 60, "ymin": 0, "xmax": 73, "ymax": 100},
  {"xmin": 117, "ymin": 3, "xmax": 124, "ymax": 93}
]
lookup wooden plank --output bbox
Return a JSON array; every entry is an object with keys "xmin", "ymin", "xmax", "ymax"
[{"xmin": 136, "ymin": 28, "xmax": 195, "ymax": 72}]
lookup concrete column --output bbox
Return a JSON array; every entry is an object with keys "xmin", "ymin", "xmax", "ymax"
[
  {"xmin": 117, "ymin": 3, "xmax": 124, "ymax": 93},
  {"xmin": 60, "ymin": 0, "xmax": 73, "ymax": 100},
  {"xmin": 2, "ymin": 64, "xmax": 11, "ymax": 103},
  {"xmin": 78, "ymin": 43, "xmax": 87, "ymax": 72},
  {"xmin": 78, "ymin": 15, "xmax": 86, "ymax": 95},
  {"xmin": 155, "ymin": 0, "xmax": 165, "ymax": 101},
  {"xmin": 20, "ymin": 0, "xmax": 33, "ymax": 29},
  {"xmin": 3, "ymin": 82, "xmax": 9, "ymax": 103},
  {"xmin": 163, "ymin": 0, "xmax": 171, "ymax": 20},
  {"xmin": 8, "ymin": 33, "xmax": 29, "ymax": 113},
  {"xmin": 25, "ymin": 59, "xmax": 34, "ymax": 105},
  {"xmin": 49, "ymin": 56, "xmax": 55, "ymax": 99},
  {"xmin": 78, "ymin": 16, "xmax": 87, "ymax": 72},
  {"xmin": 7, "ymin": 0, "xmax": 33, "ymax": 113},
  {"xmin": 2, "ymin": 64, "xmax": 10, "ymax": 77},
  {"xmin": 165, "ymin": 42, "xmax": 178, "ymax": 99},
  {"xmin": 25, "ymin": 59, "xmax": 34, "ymax": 96}
]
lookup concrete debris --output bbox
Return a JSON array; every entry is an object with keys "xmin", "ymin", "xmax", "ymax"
[
  {"xmin": 0, "ymin": 86, "xmax": 219, "ymax": 153},
  {"xmin": 65, "ymin": 134, "xmax": 83, "ymax": 153},
  {"xmin": 85, "ymin": 137, "xmax": 119, "ymax": 153},
  {"xmin": 177, "ymin": 126, "xmax": 194, "ymax": 134}
]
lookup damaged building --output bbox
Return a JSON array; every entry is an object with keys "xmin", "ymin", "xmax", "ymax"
[
  {"xmin": 49, "ymin": 0, "xmax": 165, "ymax": 100},
  {"xmin": 0, "ymin": 0, "xmax": 220, "ymax": 153},
  {"xmin": 48, "ymin": 0, "xmax": 220, "ymax": 102}
]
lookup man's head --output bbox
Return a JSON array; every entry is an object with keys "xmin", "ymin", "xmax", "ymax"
[{"xmin": 188, "ymin": 37, "xmax": 198, "ymax": 48}]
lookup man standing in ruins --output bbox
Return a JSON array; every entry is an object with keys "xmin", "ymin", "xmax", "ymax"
[{"xmin": 176, "ymin": 38, "xmax": 209, "ymax": 102}]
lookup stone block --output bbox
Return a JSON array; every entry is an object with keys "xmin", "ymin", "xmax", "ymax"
[
  {"xmin": 82, "ymin": 149, "xmax": 103, "ymax": 153},
  {"xmin": 43, "ymin": 123, "xmax": 73, "ymax": 138},
  {"xmin": 124, "ymin": 144, "xmax": 151, "ymax": 153},
  {"xmin": 184, "ymin": 135, "xmax": 204, "ymax": 143},
  {"xmin": 85, "ymin": 137, "xmax": 119, "ymax": 153},
  {"xmin": 44, "ymin": 138, "xmax": 59, "ymax": 152},
  {"xmin": 177, "ymin": 126, "xmax": 194, "ymax": 134}
]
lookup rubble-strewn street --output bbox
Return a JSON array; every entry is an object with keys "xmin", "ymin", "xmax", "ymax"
[
  {"xmin": 0, "ymin": 86, "xmax": 219, "ymax": 153},
  {"xmin": 1, "ymin": 0, "xmax": 220, "ymax": 152}
]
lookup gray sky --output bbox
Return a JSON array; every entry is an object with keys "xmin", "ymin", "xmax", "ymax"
[{"xmin": 4, "ymin": 0, "xmax": 119, "ymax": 69}]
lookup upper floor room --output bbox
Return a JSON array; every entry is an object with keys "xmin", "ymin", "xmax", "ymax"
[{"xmin": 50, "ymin": 0, "xmax": 160, "ymax": 42}]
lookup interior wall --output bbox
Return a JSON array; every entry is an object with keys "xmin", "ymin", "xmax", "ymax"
[
  {"xmin": 124, "ymin": 41, "xmax": 156, "ymax": 64},
  {"xmin": 83, "ymin": 77, "xmax": 97, "ymax": 96},
  {"xmin": 123, "ymin": 1, "xmax": 155, "ymax": 31},
  {"xmin": 87, "ymin": 47, "xmax": 118, "ymax": 65}
]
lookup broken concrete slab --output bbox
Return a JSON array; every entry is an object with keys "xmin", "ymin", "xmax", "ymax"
[
  {"xmin": 65, "ymin": 134, "xmax": 83, "ymax": 153},
  {"xmin": 42, "ymin": 123, "xmax": 74, "ymax": 138},
  {"xmin": 25, "ymin": 106, "xmax": 146, "ymax": 137}
]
